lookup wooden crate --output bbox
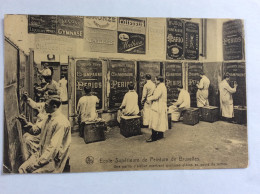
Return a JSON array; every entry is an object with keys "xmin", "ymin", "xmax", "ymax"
[
  {"xmin": 201, "ymin": 106, "xmax": 219, "ymax": 123},
  {"xmin": 183, "ymin": 108, "xmax": 200, "ymax": 125},
  {"xmin": 234, "ymin": 106, "xmax": 247, "ymax": 124},
  {"xmin": 120, "ymin": 116, "xmax": 141, "ymax": 138},
  {"xmin": 83, "ymin": 121, "xmax": 106, "ymax": 144}
]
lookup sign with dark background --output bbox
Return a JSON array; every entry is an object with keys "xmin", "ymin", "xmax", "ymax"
[
  {"xmin": 109, "ymin": 60, "xmax": 135, "ymax": 108},
  {"xmin": 223, "ymin": 20, "xmax": 244, "ymax": 61},
  {"xmin": 165, "ymin": 63, "xmax": 183, "ymax": 105},
  {"xmin": 188, "ymin": 63, "xmax": 203, "ymax": 107},
  {"xmin": 137, "ymin": 61, "xmax": 161, "ymax": 105},
  {"xmin": 166, "ymin": 19, "xmax": 184, "ymax": 60},
  {"xmin": 57, "ymin": 16, "xmax": 84, "ymax": 38},
  {"xmin": 60, "ymin": 65, "xmax": 68, "ymax": 79},
  {"xmin": 118, "ymin": 32, "xmax": 145, "ymax": 54},
  {"xmin": 76, "ymin": 60, "xmax": 103, "ymax": 109},
  {"xmin": 185, "ymin": 22, "xmax": 199, "ymax": 60},
  {"xmin": 118, "ymin": 17, "xmax": 146, "ymax": 34},
  {"xmin": 223, "ymin": 62, "xmax": 246, "ymax": 106},
  {"xmin": 28, "ymin": 15, "xmax": 57, "ymax": 34}
]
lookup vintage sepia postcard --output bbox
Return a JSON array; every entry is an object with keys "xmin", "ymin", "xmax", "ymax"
[{"xmin": 3, "ymin": 15, "xmax": 247, "ymax": 173}]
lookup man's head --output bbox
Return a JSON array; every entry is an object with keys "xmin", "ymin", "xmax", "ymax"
[
  {"xmin": 224, "ymin": 73, "xmax": 230, "ymax": 81},
  {"xmin": 128, "ymin": 83, "xmax": 134, "ymax": 90},
  {"xmin": 177, "ymin": 84, "xmax": 183, "ymax": 92},
  {"xmin": 44, "ymin": 95, "xmax": 61, "ymax": 113},
  {"xmin": 155, "ymin": 75, "xmax": 164, "ymax": 84},
  {"xmin": 145, "ymin": 74, "xmax": 151, "ymax": 80},
  {"xmin": 199, "ymin": 71, "xmax": 205, "ymax": 78},
  {"xmin": 84, "ymin": 86, "xmax": 91, "ymax": 95},
  {"xmin": 43, "ymin": 63, "xmax": 48, "ymax": 69},
  {"xmin": 61, "ymin": 75, "xmax": 65, "ymax": 79}
]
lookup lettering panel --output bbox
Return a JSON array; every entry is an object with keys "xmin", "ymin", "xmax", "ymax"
[
  {"xmin": 138, "ymin": 61, "xmax": 160, "ymax": 103},
  {"xmin": 76, "ymin": 60, "xmax": 102, "ymax": 109},
  {"xmin": 28, "ymin": 15, "xmax": 57, "ymax": 34},
  {"xmin": 118, "ymin": 17, "xmax": 146, "ymax": 34},
  {"xmin": 57, "ymin": 16, "xmax": 84, "ymax": 38},
  {"xmin": 188, "ymin": 63, "xmax": 203, "ymax": 107},
  {"xmin": 166, "ymin": 19, "xmax": 184, "ymax": 60},
  {"xmin": 223, "ymin": 20, "xmax": 244, "ymax": 61},
  {"xmin": 109, "ymin": 60, "xmax": 135, "ymax": 108},
  {"xmin": 184, "ymin": 22, "xmax": 199, "ymax": 60},
  {"xmin": 223, "ymin": 62, "xmax": 246, "ymax": 106},
  {"xmin": 165, "ymin": 63, "xmax": 183, "ymax": 104},
  {"xmin": 118, "ymin": 32, "xmax": 145, "ymax": 54}
]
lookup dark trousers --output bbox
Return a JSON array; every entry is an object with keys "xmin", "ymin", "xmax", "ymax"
[{"xmin": 151, "ymin": 129, "xmax": 164, "ymax": 140}]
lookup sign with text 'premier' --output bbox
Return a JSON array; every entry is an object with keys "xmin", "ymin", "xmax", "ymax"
[
  {"xmin": 118, "ymin": 17, "xmax": 146, "ymax": 34},
  {"xmin": 84, "ymin": 27, "xmax": 117, "ymax": 53},
  {"xmin": 223, "ymin": 20, "xmax": 244, "ymax": 61},
  {"xmin": 185, "ymin": 22, "xmax": 199, "ymax": 60},
  {"xmin": 166, "ymin": 19, "xmax": 184, "ymax": 60},
  {"xmin": 57, "ymin": 16, "xmax": 84, "ymax": 38},
  {"xmin": 85, "ymin": 16, "xmax": 117, "ymax": 30},
  {"xmin": 76, "ymin": 60, "xmax": 103, "ymax": 109},
  {"xmin": 118, "ymin": 32, "xmax": 145, "ymax": 54}
]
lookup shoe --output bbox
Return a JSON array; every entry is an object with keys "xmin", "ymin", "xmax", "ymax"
[
  {"xmin": 157, "ymin": 132, "xmax": 164, "ymax": 140},
  {"xmin": 146, "ymin": 136, "xmax": 157, "ymax": 143}
]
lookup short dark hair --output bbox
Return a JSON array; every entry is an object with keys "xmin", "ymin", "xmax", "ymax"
[
  {"xmin": 128, "ymin": 83, "xmax": 134, "ymax": 90},
  {"xmin": 224, "ymin": 73, "xmax": 230, "ymax": 79},
  {"xmin": 49, "ymin": 95, "xmax": 61, "ymax": 108},
  {"xmin": 177, "ymin": 84, "xmax": 183, "ymax": 89},
  {"xmin": 61, "ymin": 75, "xmax": 65, "ymax": 78},
  {"xmin": 156, "ymin": 75, "xmax": 164, "ymax": 82},
  {"xmin": 199, "ymin": 71, "xmax": 205, "ymax": 75},
  {"xmin": 145, "ymin": 74, "xmax": 151, "ymax": 80},
  {"xmin": 84, "ymin": 86, "xmax": 91, "ymax": 94}
]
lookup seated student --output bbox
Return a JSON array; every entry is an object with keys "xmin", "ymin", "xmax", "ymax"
[
  {"xmin": 117, "ymin": 83, "xmax": 139, "ymax": 123},
  {"xmin": 19, "ymin": 96, "xmax": 71, "ymax": 173},
  {"xmin": 168, "ymin": 85, "xmax": 190, "ymax": 121},
  {"xmin": 17, "ymin": 92, "xmax": 48, "ymax": 159}
]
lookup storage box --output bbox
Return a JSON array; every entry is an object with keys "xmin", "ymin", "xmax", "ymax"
[
  {"xmin": 120, "ymin": 116, "xmax": 141, "ymax": 138},
  {"xmin": 234, "ymin": 106, "xmax": 247, "ymax": 124},
  {"xmin": 182, "ymin": 108, "xmax": 200, "ymax": 125},
  {"xmin": 201, "ymin": 106, "xmax": 219, "ymax": 123},
  {"xmin": 83, "ymin": 121, "xmax": 106, "ymax": 144}
]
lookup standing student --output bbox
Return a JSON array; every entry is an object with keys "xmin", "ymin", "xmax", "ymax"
[
  {"xmin": 19, "ymin": 96, "xmax": 71, "ymax": 173},
  {"xmin": 168, "ymin": 85, "xmax": 190, "ymax": 121},
  {"xmin": 196, "ymin": 71, "xmax": 210, "ymax": 107},
  {"xmin": 117, "ymin": 83, "xmax": 139, "ymax": 123},
  {"xmin": 219, "ymin": 73, "xmax": 238, "ymax": 121},
  {"xmin": 59, "ymin": 75, "xmax": 68, "ymax": 103},
  {"xmin": 141, "ymin": 74, "xmax": 156, "ymax": 127},
  {"xmin": 146, "ymin": 76, "xmax": 168, "ymax": 142}
]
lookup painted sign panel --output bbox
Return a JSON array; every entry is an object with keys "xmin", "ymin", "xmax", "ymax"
[
  {"xmin": 76, "ymin": 60, "xmax": 103, "ymax": 109},
  {"xmin": 188, "ymin": 63, "xmax": 203, "ymax": 107},
  {"xmin": 118, "ymin": 32, "xmax": 145, "ymax": 54},
  {"xmin": 223, "ymin": 62, "xmax": 246, "ymax": 106},
  {"xmin": 165, "ymin": 63, "xmax": 183, "ymax": 104},
  {"xmin": 223, "ymin": 20, "xmax": 244, "ymax": 61},
  {"xmin": 138, "ymin": 61, "xmax": 160, "ymax": 104},
  {"xmin": 28, "ymin": 15, "xmax": 57, "ymax": 34},
  {"xmin": 84, "ymin": 27, "xmax": 117, "ymax": 53},
  {"xmin": 85, "ymin": 16, "xmax": 117, "ymax": 30},
  {"xmin": 57, "ymin": 16, "xmax": 84, "ymax": 38},
  {"xmin": 166, "ymin": 19, "xmax": 184, "ymax": 60},
  {"xmin": 185, "ymin": 22, "xmax": 199, "ymax": 60},
  {"xmin": 109, "ymin": 60, "xmax": 135, "ymax": 108},
  {"xmin": 118, "ymin": 17, "xmax": 146, "ymax": 34}
]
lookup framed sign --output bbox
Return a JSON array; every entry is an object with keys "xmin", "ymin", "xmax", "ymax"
[
  {"xmin": 165, "ymin": 63, "xmax": 183, "ymax": 104},
  {"xmin": 28, "ymin": 15, "xmax": 57, "ymax": 34},
  {"xmin": 57, "ymin": 16, "xmax": 84, "ymax": 38},
  {"xmin": 118, "ymin": 32, "xmax": 145, "ymax": 54},
  {"xmin": 223, "ymin": 20, "xmax": 244, "ymax": 61},
  {"xmin": 76, "ymin": 60, "xmax": 103, "ymax": 109},
  {"xmin": 166, "ymin": 19, "xmax": 184, "ymax": 60},
  {"xmin": 109, "ymin": 60, "xmax": 135, "ymax": 108},
  {"xmin": 184, "ymin": 22, "xmax": 199, "ymax": 60}
]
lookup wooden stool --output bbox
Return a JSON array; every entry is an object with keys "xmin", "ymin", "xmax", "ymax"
[
  {"xmin": 83, "ymin": 121, "xmax": 106, "ymax": 144},
  {"xmin": 201, "ymin": 106, "xmax": 219, "ymax": 123},
  {"xmin": 182, "ymin": 108, "xmax": 199, "ymax": 125},
  {"xmin": 120, "ymin": 116, "xmax": 141, "ymax": 137},
  {"xmin": 234, "ymin": 106, "xmax": 247, "ymax": 124}
]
